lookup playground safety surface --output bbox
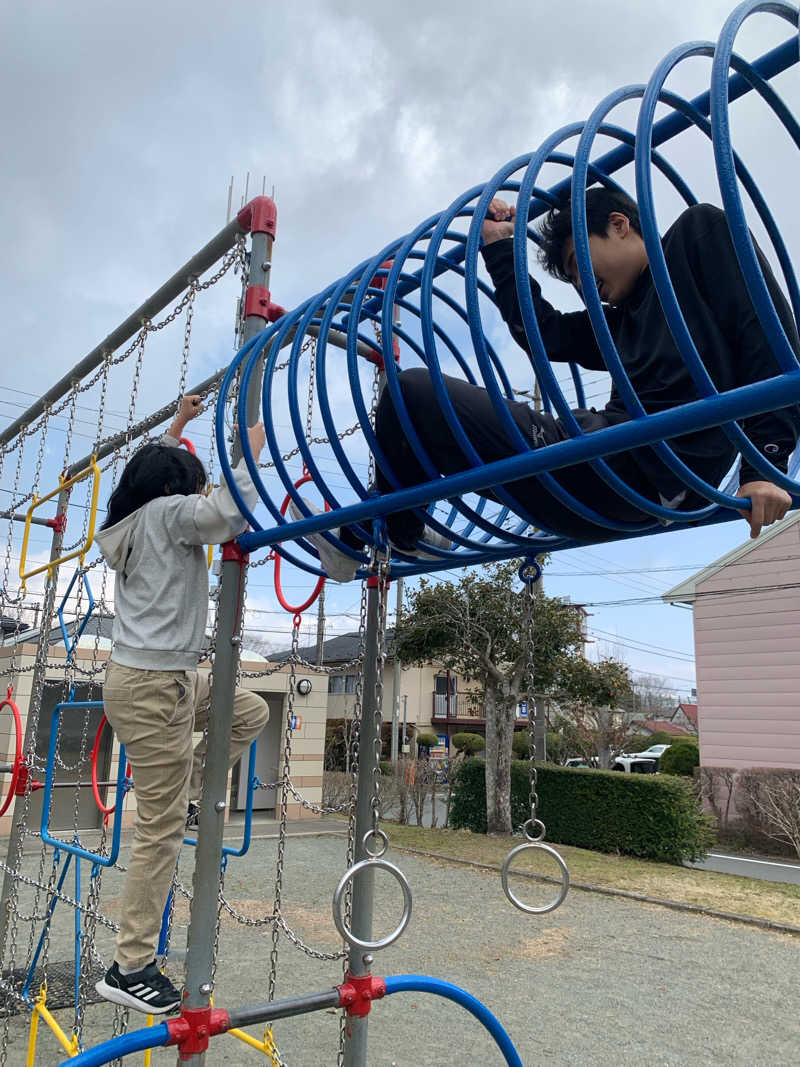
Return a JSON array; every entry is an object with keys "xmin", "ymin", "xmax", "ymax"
[{"xmin": 3, "ymin": 829, "xmax": 797, "ymax": 1065}]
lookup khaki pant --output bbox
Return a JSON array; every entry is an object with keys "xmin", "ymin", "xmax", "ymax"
[{"xmin": 103, "ymin": 661, "xmax": 269, "ymax": 971}]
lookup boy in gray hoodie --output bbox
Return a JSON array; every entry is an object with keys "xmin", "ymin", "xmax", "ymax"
[{"xmin": 94, "ymin": 396, "xmax": 268, "ymax": 1014}]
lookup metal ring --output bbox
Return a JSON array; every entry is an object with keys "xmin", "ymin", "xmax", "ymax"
[
  {"xmin": 501, "ymin": 842, "xmax": 569, "ymax": 915},
  {"xmin": 362, "ymin": 827, "xmax": 388, "ymax": 859},
  {"xmin": 332, "ymin": 857, "xmax": 413, "ymax": 952},
  {"xmin": 523, "ymin": 818, "xmax": 546, "ymax": 842}
]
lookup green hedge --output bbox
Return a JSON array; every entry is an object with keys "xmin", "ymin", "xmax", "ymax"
[
  {"xmin": 450, "ymin": 759, "xmax": 712, "ymax": 864},
  {"xmin": 659, "ymin": 742, "xmax": 700, "ymax": 777}
]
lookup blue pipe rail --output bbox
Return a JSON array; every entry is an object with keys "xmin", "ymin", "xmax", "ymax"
[
  {"xmin": 384, "ymin": 975, "xmax": 523, "ymax": 1067},
  {"xmin": 40, "ymin": 702, "xmax": 129, "ymax": 867},
  {"xmin": 214, "ymin": 1, "xmax": 800, "ymax": 579}
]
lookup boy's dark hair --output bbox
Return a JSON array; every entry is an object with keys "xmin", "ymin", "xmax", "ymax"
[
  {"xmin": 102, "ymin": 442, "xmax": 207, "ymax": 530},
  {"xmin": 537, "ymin": 187, "xmax": 642, "ymax": 282}
]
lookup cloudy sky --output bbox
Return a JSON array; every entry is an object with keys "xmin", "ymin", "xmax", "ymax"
[{"xmin": 2, "ymin": 1, "xmax": 798, "ymax": 700}]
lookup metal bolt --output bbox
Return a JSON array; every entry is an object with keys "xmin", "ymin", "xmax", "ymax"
[
  {"xmin": 231, "ymin": 635, "xmax": 241, "ymax": 647},
  {"xmin": 199, "ymin": 982, "xmax": 213, "ymax": 995},
  {"xmin": 214, "ymin": 800, "xmax": 226, "ymax": 812},
  {"xmin": 362, "ymin": 954, "xmax": 373, "ymax": 967},
  {"xmin": 262, "ymin": 261, "xmax": 272, "ymax": 270}
]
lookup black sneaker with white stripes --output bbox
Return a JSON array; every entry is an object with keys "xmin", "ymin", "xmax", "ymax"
[{"xmin": 95, "ymin": 960, "xmax": 181, "ymax": 1014}]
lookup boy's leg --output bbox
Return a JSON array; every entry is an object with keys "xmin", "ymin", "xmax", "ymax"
[
  {"xmin": 102, "ymin": 662, "xmax": 195, "ymax": 971},
  {"xmin": 189, "ymin": 673, "xmax": 269, "ymax": 803},
  {"xmin": 373, "ymin": 369, "xmax": 650, "ymax": 543}
]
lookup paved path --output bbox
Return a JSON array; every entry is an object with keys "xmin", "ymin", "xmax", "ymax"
[
  {"xmin": 5, "ymin": 833, "xmax": 798, "ymax": 1065},
  {"xmin": 686, "ymin": 851, "xmax": 800, "ymax": 885}
]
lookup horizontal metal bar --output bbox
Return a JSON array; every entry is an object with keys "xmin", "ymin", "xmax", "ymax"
[
  {"xmin": 0, "ymin": 511, "xmax": 53, "ymax": 527},
  {"xmin": 238, "ymin": 370, "xmax": 800, "ymax": 552},
  {"xmin": 227, "ymin": 987, "xmax": 341, "ymax": 1030},
  {"xmin": 0, "ymin": 217, "xmax": 248, "ymax": 449}
]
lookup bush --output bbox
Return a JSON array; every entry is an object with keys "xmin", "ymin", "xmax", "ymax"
[
  {"xmin": 659, "ymin": 742, "xmax": 700, "ymax": 777},
  {"xmin": 511, "ymin": 731, "xmax": 530, "ymax": 759},
  {"xmin": 452, "ymin": 732, "xmax": 486, "ymax": 756},
  {"xmin": 450, "ymin": 758, "xmax": 712, "ymax": 863},
  {"xmin": 416, "ymin": 732, "xmax": 439, "ymax": 750},
  {"xmin": 379, "ymin": 760, "xmax": 394, "ymax": 776}
]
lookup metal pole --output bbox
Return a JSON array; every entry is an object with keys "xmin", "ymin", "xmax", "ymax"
[
  {"xmin": 315, "ymin": 584, "xmax": 326, "ymax": 667},
  {"xmin": 389, "ymin": 579, "xmax": 403, "ymax": 763},
  {"xmin": 180, "ymin": 211, "xmax": 274, "ymax": 1066},
  {"xmin": 0, "ymin": 488, "xmax": 69, "ymax": 959},
  {"xmin": 342, "ymin": 579, "xmax": 383, "ymax": 1067},
  {"xmin": 402, "ymin": 695, "xmax": 408, "ymax": 753}
]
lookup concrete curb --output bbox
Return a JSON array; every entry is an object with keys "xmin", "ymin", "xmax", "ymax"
[{"xmin": 391, "ymin": 844, "xmax": 800, "ymax": 938}]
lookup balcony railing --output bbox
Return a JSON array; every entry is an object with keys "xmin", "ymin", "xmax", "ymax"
[{"xmin": 431, "ymin": 692, "xmax": 484, "ymax": 722}]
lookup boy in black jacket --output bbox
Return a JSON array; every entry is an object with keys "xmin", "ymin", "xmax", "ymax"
[{"xmin": 302, "ymin": 190, "xmax": 798, "ymax": 581}]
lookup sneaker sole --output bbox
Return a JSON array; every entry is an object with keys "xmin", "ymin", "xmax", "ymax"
[{"xmin": 95, "ymin": 978, "xmax": 180, "ymax": 1015}]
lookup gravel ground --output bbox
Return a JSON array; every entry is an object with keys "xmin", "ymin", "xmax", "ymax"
[{"xmin": 3, "ymin": 830, "xmax": 798, "ymax": 1066}]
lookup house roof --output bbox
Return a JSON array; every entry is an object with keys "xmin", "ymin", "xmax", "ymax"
[
  {"xmin": 662, "ymin": 510, "xmax": 800, "ymax": 604},
  {"xmin": 271, "ymin": 628, "xmax": 397, "ymax": 666},
  {"xmin": 639, "ymin": 719, "xmax": 691, "ymax": 736},
  {"xmin": 675, "ymin": 702, "xmax": 698, "ymax": 728}
]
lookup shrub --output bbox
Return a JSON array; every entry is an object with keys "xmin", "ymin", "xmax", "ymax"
[
  {"xmin": 450, "ymin": 758, "xmax": 712, "ymax": 863},
  {"xmin": 379, "ymin": 760, "xmax": 394, "ymax": 776},
  {"xmin": 511, "ymin": 731, "xmax": 530, "ymax": 759},
  {"xmin": 659, "ymin": 742, "xmax": 700, "ymax": 777},
  {"xmin": 452, "ymin": 732, "xmax": 486, "ymax": 756},
  {"xmin": 737, "ymin": 768, "xmax": 800, "ymax": 859},
  {"xmin": 416, "ymin": 732, "xmax": 439, "ymax": 751}
]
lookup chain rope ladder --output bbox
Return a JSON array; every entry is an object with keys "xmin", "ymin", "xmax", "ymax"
[
  {"xmin": 0, "ymin": 401, "xmax": 68, "ymax": 1064},
  {"xmin": 501, "ymin": 561, "xmax": 569, "ymax": 914}
]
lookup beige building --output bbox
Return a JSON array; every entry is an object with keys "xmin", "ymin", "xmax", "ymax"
[{"xmin": 0, "ymin": 615, "xmax": 326, "ymax": 837}]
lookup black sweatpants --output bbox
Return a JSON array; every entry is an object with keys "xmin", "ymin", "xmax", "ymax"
[{"xmin": 349, "ymin": 368, "xmax": 661, "ymax": 548}]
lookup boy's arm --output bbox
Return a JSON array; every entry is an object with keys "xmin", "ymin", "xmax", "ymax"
[{"xmin": 689, "ymin": 207, "xmax": 798, "ymax": 536}]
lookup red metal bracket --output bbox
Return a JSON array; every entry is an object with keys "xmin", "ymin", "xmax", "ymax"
[
  {"xmin": 46, "ymin": 514, "xmax": 67, "ymax": 533},
  {"xmin": 338, "ymin": 973, "xmax": 386, "ymax": 1018},
  {"xmin": 166, "ymin": 1006, "xmax": 231, "ymax": 1060},
  {"xmin": 366, "ymin": 576, "xmax": 390, "ymax": 592},
  {"xmin": 267, "ymin": 302, "xmax": 287, "ymax": 322},
  {"xmin": 244, "ymin": 285, "xmax": 271, "ymax": 320},
  {"xmin": 14, "ymin": 762, "xmax": 42, "ymax": 796},
  {"xmin": 222, "ymin": 540, "xmax": 249, "ymax": 564},
  {"xmin": 237, "ymin": 196, "xmax": 277, "ymax": 238}
]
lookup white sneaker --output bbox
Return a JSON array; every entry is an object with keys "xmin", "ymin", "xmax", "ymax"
[
  {"xmin": 389, "ymin": 527, "xmax": 452, "ymax": 559},
  {"xmin": 288, "ymin": 498, "xmax": 364, "ymax": 583}
]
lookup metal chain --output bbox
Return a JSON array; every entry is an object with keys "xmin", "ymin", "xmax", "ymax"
[
  {"xmin": 522, "ymin": 565, "xmax": 540, "ymax": 834},
  {"xmin": 267, "ymin": 619, "xmax": 300, "ymax": 1002},
  {"xmin": 176, "ymin": 280, "xmax": 198, "ymax": 405}
]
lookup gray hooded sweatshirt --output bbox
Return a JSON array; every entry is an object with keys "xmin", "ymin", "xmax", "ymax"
[{"xmin": 95, "ymin": 436, "xmax": 259, "ymax": 671}]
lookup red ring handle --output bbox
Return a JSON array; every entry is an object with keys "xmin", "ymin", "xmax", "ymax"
[
  {"xmin": 178, "ymin": 437, "xmax": 197, "ymax": 455},
  {"xmin": 0, "ymin": 686, "xmax": 23, "ymax": 818},
  {"xmin": 91, "ymin": 715, "xmax": 131, "ymax": 816},
  {"xmin": 274, "ymin": 474, "xmax": 328, "ymax": 615}
]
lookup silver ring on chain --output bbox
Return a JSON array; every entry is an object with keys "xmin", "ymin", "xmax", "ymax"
[
  {"xmin": 523, "ymin": 817, "xmax": 547, "ymax": 842},
  {"xmin": 332, "ymin": 857, "xmax": 412, "ymax": 952},
  {"xmin": 501, "ymin": 841, "xmax": 569, "ymax": 915},
  {"xmin": 362, "ymin": 827, "xmax": 388, "ymax": 859}
]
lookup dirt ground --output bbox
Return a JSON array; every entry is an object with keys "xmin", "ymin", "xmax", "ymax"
[{"xmin": 3, "ymin": 828, "xmax": 799, "ymax": 1066}]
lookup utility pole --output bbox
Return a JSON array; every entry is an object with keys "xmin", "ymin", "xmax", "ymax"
[
  {"xmin": 389, "ymin": 578, "xmax": 403, "ymax": 762},
  {"xmin": 315, "ymin": 583, "xmax": 326, "ymax": 667}
]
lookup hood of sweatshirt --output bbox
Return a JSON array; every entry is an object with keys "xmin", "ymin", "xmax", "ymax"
[{"xmin": 95, "ymin": 512, "xmax": 138, "ymax": 573}]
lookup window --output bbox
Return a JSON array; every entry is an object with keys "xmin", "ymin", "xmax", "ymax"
[{"xmin": 328, "ymin": 674, "xmax": 357, "ymax": 694}]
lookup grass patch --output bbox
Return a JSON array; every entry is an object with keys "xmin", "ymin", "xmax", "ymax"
[{"xmin": 386, "ymin": 824, "xmax": 800, "ymax": 928}]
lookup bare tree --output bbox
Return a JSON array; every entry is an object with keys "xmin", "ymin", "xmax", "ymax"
[{"xmin": 738, "ymin": 770, "xmax": 800, "ymax": 858}]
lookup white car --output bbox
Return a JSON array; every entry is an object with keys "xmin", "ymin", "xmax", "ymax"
[
  {"xmin": 612, "ymin": 755, "xmax": 659, "ymax": 774},
  {"xmin": 636, "ymin": 744, "xmax": 671, "ymax": 759}
]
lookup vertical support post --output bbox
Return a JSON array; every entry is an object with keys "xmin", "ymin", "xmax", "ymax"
[
  {"xmin": 389, "ymin": 580, "xmax": 402, "ymax": 763},
  {"xmin": 342, "ymin": 579, "xmax": 382, "ymax": 1067},
  {"xmin": 180, "ymin": 198, "xmax": 275, "ymax": 1066},
  {"xmin": 315, "ymin": 584, "xmax": 326, "ymax": 667},
  {"xmin": 0, "ymin": 486, "xmax": 70, "ymax": 961}
]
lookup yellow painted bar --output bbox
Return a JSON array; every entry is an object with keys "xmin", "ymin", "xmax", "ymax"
[
  {"xmin": 19, "ymin": 458, "xmax": 101, "ymax": 588},
  {"xmin": 27, "ymin": 987, "xmax": 79, "ymax": 1061},
  {"xmin": 228, "ymin": 1025, "xmax": 272, "ymax": 1053},
  {"xmin": 143, "ymin": 1014, "xmax": 154, "ymax": 1066}
]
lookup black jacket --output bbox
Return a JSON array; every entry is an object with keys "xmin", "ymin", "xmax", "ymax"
[{"xmin": 481, "ymin": 203, "xmax": 800, "ymax": 503}]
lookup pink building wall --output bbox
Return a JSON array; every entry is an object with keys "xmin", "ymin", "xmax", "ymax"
[{"xmin": 692, "ymin": 520, "xmax": 800, "ymax": 770}]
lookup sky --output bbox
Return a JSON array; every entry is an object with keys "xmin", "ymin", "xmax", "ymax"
[{"xmin": 2, "ymin": 1, "xmax": 799, "ymax": 703}]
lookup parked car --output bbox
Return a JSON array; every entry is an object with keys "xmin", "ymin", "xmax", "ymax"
[
  {"xmin": 564, "ymin": 756, "xmax": 598, "ymax": 769},
  {"xmin": 635, "ymin": 744, "xmax": 671, "ymax": 759},
  {"xmin": 611, "ymin": 755, "xmax": 658, "ymax": 773}
]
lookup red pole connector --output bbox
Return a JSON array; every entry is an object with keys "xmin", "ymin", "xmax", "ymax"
[
  {"xmin": 338, "ymin": 973, "xmax": 386, "ymax": 1018},
  {"xmin": 46, "ymin": 514, "xmax": 67, "ymax": 533},
  {"xmin": 237, "ymin": 196, "xmax": 277, "ymax": 238},
  {"xmin": 14, "ymin": 762, "xmax": 42, "ymax": 796},
  {"xmin": 221, "ymin": 539, "xmax": 249, "ymax": 564},
  {"xmin": 165, "ymin": 1006, "xmax": 231, "ymax": 1060}
]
